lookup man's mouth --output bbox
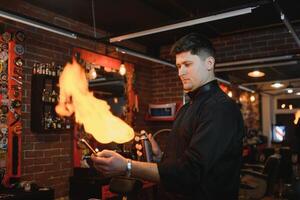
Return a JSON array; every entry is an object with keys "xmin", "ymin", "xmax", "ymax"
[{"xmin": 182, "ymin": 79, "xmax": 189, "ymax": 83}]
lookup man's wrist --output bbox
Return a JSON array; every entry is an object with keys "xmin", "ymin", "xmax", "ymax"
[{"xmin": 126, "ymin": 159, "xmax": 132, "ymax": 177}]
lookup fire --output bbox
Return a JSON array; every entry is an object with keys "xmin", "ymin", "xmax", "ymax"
[
  {"xmin": 55, "ymin": 59, "xmax": 134, "ymax": 144},
  {"xmin": 294, "ymin": 110, "xmax": 300, "ymax": 125}
]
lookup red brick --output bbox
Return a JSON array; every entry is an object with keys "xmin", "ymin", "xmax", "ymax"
[
  {"xmin": 24, "ymin": 150, "xmax": 44, "ymax": 158},
  {"xmin": 23, "ymin": 165, "xmax": 44, "ymax": 174}
]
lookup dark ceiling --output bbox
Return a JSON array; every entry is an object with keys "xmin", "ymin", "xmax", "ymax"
[
  {"xmin": 4, "ymin": 0, "xmax": 300, "ymax": 94},
  {"xmin": 23, "ymin": 0, "xmax": 300, "ymax": 47}
]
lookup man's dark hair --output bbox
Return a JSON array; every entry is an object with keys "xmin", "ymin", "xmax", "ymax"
[{"xmin": 170, "ymin": 33, "xmax": 216, "ymax": 59}]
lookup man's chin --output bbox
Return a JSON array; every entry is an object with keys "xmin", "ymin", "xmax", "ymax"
[{"xmin": 183, "ymin": 86, "xmax": 192, "ymax": 92}]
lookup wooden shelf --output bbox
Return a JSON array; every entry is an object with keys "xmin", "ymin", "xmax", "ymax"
[{"xmin": 30, "ymin": 75, "xmax": 73, "ymax": 133}]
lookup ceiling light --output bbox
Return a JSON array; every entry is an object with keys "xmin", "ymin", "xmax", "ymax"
[
  {"xmin": 281, "ymin": 104, "xmax": 286, "ymax": 109},
  {"xmin": 289, "ymin": 104, "xmax": 293, "ymax": 110},
  {"xmin": 271, "ymin": 82, "xmax": 284, "ymax": 88},
  {"xmin": 248, "ymin": 70, "xmax": 265, "ymax": 78},
  {"xmin": 287, "ymin": 88, "xmax": 294, "ymax": 94},
  {"xmin": 286, "ymin": 84, "xmax": 294, "ymax": 94},
  {"xmin": 296, "ymin": 92, "xmax": 300, "ymax": 96},
  {"xmin": 110, "ymin": 7, "xmax": 257, "ymax": 42}
]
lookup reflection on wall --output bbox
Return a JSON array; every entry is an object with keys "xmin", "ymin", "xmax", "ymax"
[
  {"xmin": 220, "ymin": 83, "xmax": 260, "ymax": 130},
  {"xmin": 240, "ymin": 92, "xmax": 260, "ymax": 130}
]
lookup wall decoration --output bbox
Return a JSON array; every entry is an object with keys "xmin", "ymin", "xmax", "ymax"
[{"xmin": 0, "ymin": 29, "xmax": 24, "ymax": 184}]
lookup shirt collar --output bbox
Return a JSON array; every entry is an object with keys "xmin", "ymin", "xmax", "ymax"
[{"xmin": 187, "ymin": 79, "xmax": 218, "ymax": 99}]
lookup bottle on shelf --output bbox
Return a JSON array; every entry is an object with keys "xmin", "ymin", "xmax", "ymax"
[
  {"xmin": 33, "ymin": 63, "xmax": 37, "ymax": 74},
  {"xmin": 51, "ymin": 62, "xmax": 56, "ymax": 77}
]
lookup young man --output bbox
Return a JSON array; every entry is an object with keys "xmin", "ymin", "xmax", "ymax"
[{"xmin": 91, "ymin": 33, "xmax": 245, "ymax": 200}]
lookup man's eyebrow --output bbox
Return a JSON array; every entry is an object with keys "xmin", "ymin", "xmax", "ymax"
[{"xmin": 177, "ymin": 60, "xmax": 192, "ymax": 65}]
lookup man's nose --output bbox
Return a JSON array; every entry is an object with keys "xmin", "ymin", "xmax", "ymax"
[{"xmin": 178, "ymin": 66, "xmax": 187, "ymax": 76}]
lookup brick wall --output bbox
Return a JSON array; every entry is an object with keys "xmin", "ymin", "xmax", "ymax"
[
  {"xmin": 2, "ymin": 21, "xmax": 75, "ymax": 200},
  {"xmin": 161, "ymin": 25, "xmax": 300, "ymax": 62},
  {"xmin": 1, "ymin": 1, "xmax": 152, "ymax": 198},
  {"xmin": 213, "ymin": 25, "xmax": 300, "ymax": 62}
]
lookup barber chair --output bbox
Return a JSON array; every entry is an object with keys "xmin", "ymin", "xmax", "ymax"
[
  {"xmin": 262, "ymin": 147, "xmax": 275, "ymax": 162},
  {"xmin": 239, "ymin": 154, "xmax": 281, "ymax": 199},
  {"xmin": 279, "ymin": 147, "xmax": 293, "ymax": 183},
  {"xmin": 285, "ymin": 177, "xmax": 300, "ymax": 200}
]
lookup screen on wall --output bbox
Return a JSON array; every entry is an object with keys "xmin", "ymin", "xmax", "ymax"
[{"xmin": 272, "ymin": 125, "xmax": 286, "ymax": 143}]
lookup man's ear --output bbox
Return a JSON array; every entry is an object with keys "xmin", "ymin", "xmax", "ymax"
[{"xmin": 205, "ymin": 56, "xmax": 215, "ymax": 71}]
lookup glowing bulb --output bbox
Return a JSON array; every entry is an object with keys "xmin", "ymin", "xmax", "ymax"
[
  {"xmin": 113, "ymin": 97, "xmax": 118, "ymax": 104},
  {"xmin": 287, "ymin": 88, "xmax": 294, "ymax": 94},
  {"xmin": 281, "ymin": 104, "xmax": 286, "ymax": 109},
  {"xmin": 250, "ymin": 95, "xmax": 255, "ymax": 102},
  {"xmin": 248, "ymin": 70, "xmax": 265, "ymax": 78},
  {"xmin": 289, "ymin": 104, "xmax": 293, "ymax": 110},
  {"xmin": 296, "ymin": 92, "xmax": 300, "ymax": 96},
  {"xmin": 89, "ymin": 68, "xmax": 97, "ymax": 79},
  {"xmin": 227, "ymin": 91, "xmax": 233, "ymax": 98},
  {"xmin": 119, "ymin": 63, "xmax": 126, "ymax": 76},
  {"xmin": 271, "ymin": 82, "xmax": 284, "ymax": 88}
]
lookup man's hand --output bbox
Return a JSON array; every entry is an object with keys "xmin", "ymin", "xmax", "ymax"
[
  {"xmin": 91, "ymin": 150, "xmax": 127, "ymax": 176},
  {"xmin": 136, "ymin": 133, "xmax": 163, "ymax": 162},
  {"xmin": 91, "ymin": 149, "xmax": 161, "ymax": 182},
  {"xmin": 148, "ymin": 134, "xmax": 163, "ymax": 161}
]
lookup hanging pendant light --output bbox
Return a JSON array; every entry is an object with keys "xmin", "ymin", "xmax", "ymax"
[
  {"xmin": 286, "ymin": 83, "xmax": 294, "ymax": 94},
  {"xmin": 119, "ymin": 62, "xmax": 126, "ymax": 76}
]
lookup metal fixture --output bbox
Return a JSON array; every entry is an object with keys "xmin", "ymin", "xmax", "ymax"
[
  {"xmin": 216, "ymin": 78, "xmax": 255, "ymax": 93},
  {"xmin": 115, "ymin": 47, "xmax": 176, "ymax": 67},
  {"xmin": 242, "ymin": 78, "xmax": 300, "ymax": 86},
  {"xmin": 109, "ymin": 7, "xmax": 257, "ymax": 42},
  {"xmin": 215, "ymin": 61, "xmax": 299, "ymax": 72},
  {"xmin": 273, "ymin": 0, "xmax": 300, "ymax": 48},
  {"xmin": 0, "ymin": 9, "xmax": 77, "ymax": 39},
  {"xmin": 215, "ymin": 54, "xmax": 299, "ymax": 68}
]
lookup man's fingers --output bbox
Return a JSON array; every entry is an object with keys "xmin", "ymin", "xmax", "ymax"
[
  {"xmin": 135, "ymin": 143, "xmax": 142, "ymax": 150},
  {"xmin": 95, "ymin": 149, "xmax": 115, "ymax": 158},
  {"xmin": 148, "ymin": 134, "xmax": 159, "ymax": 148},
  {"xmin": 91, "ymin": 153, "xmax": 111, "ymax": 165},
  {"xmin": 148, "ymin": 133, "xmax": 153, "ymax": 140},
  {"xmin": 134, "ymin": 136, "xmax": 140, "ymax": 142},
  {"xmin": 137, "ymin": 150, "xmax": 143, "ymax": 157},
  {"xmin": 148, "ymin": 133, "xmax": 156, "ymax": 144}
]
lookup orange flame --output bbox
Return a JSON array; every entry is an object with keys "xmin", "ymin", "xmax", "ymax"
[
  {"xmin": 294, "ymin": 110, "xmax": 300, "ymax": 125},
  {"xmin": 55, "ymin": 59, "xmax": 134, "ymax": 144}
]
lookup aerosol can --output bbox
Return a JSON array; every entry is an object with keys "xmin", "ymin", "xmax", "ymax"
[{"xmin": 139, "ymin": 130, "xmax": 153, "ymax": 162}]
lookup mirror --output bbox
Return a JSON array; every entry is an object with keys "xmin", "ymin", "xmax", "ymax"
[{"xmin": 72, "ymin": 48, "xmax": 136, "ymax": 168}]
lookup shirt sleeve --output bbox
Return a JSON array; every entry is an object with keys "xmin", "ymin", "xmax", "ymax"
[{"xmin": 157, "ymin": 101, "xmax": 243, "ymax": 194}]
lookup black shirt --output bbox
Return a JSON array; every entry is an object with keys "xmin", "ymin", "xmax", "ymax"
[{"xmin": 157, "ymin": 80, "xmax": 245, "ymax": 200}]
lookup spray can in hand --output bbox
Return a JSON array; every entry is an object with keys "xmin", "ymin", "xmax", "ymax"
[{"xmin": 139, "ymin": 130, "xmax": 153, "ymax": 162}]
